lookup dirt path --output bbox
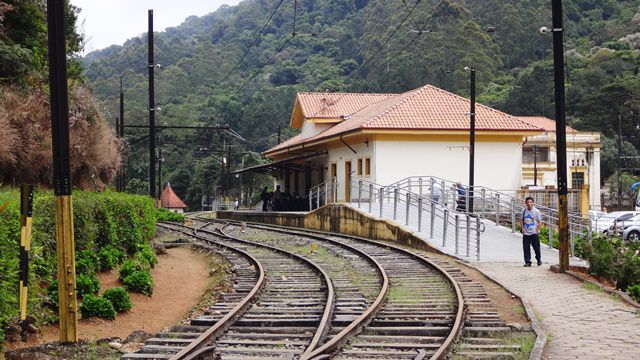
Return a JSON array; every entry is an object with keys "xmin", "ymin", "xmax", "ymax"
[{"xmin": 40, "ymin": 246, "xmax": 212, "ymax": 342}]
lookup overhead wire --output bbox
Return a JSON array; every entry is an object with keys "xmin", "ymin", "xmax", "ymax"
[
  {"xmin": 310, "ymin": 0, "xmax": 424, "ymax": 117},
  {"xmin": 207, "ymin": 0, "xmax": 286, "ymax": 90}
]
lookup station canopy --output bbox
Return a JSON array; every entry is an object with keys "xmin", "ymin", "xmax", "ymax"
[{"xmin": 231, "ymin": 151, "xmax": 327, "ymax": 175}]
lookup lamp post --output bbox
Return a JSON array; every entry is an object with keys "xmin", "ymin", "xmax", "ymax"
[{"xmin": 465, "ymin": 66, "xmax": 476, "ymax": 213}]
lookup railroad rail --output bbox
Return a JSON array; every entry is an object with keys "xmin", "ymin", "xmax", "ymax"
[
  {"xmin": 212, "ymin": 219, "xmax": 527, "ymax": 359},
  {"xmin": 124, "ymin": 218, "xmax": 523, "ymax": 359},
  {"xmin": 213, "ymin": 220, "xmax": 464, "ymax": 359},
  {"xmin": 123, "ymin": 222, "xmax": 335, "ymax": 359}
]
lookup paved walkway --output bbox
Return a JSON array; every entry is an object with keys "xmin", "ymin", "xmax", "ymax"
[
  {"xmin": 477, "ymin": 263, "xmax": 640, "ymax": 359},
  {"xmin": 348, "ymin": 202, "xmax": 585, "ymax": 265}
]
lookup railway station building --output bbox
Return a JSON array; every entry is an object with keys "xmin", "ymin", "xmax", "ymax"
[{"xmin": 239, "ymin": 84, "xmax": 602, "ymax": 211}]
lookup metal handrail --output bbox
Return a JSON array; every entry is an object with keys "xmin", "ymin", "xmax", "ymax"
[
  {"xmin": 350, "ymin": 176, "xmax": 483, "ymax": 260},
  {"xmin": 389, "ymin": 175, "xmax": 591, "ymax": 256},
  {"xmin": 309, "ymin": 177, "xmax": 338, "ymax": 210}
]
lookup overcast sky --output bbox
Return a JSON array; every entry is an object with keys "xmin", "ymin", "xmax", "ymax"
[{"xmin": 70, "ymin": 0, "xmax": 243, "ymax": 53}]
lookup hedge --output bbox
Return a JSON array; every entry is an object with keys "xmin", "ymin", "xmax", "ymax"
[{"xmin": 0, "ymin": 189, "xmax": 156, "ymax": 348}]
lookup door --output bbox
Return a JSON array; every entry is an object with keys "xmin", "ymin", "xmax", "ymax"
[{"xmin": 345, "ymin": 161, "xmax": 352, "ymax": 202}]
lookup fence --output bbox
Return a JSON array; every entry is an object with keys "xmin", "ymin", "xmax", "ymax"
[
  {"xmin": 388, "ymin": 176, "xmax": 592, "ymax": 257},
  {"xmin": 349, "ymin": 177, "xmax": 484, "ymax": 260},
  {"xmin": 308, "ymin": 177, "xmax": 338, "ymax": 210}
]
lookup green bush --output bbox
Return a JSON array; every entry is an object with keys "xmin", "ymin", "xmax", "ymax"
[
  {"xmin": 76, "ymin": 273, "xmax": 100, "ymax": 298},
  {"xmin": 79, "ymin": 295, "xmax": 116, "ymax": 320},
  {"xmin": 581, "ymin": 235, "xmax": 640, "ymax": 290},
  {"xmin": 136, "ymin": 243, "xmax": 158, "ymax": 268},
  {"xmin": 628, "ymin": 284, "xmax": 640, "ymax": 302},
  {"xmin": 119, "ymin": 259, "xmax": 151, "ymax": 281},
  {"xmin": 123, "ymin": 271, "xmax": 154, "ymax": 296},
  {"xmin": 102, "ymin": 287, "xmax": 132, "ymax": 313},
  {"xmin": 0, "ymin": 189, "xmax": 156, "ymax": 352},
  {"xmin": 98, "ymin": 245, "xmax": 125, "ymax": 271},
  {"xmin": 76, "ymin": 250, "xmax": 99, "ymax": 275},
  {"xmin": 156, "ymin": 208, "xmax": 185, "ymax": 222},
  {"xmin": 47, "ymin": 280, "xmax": 59, "ymax": 307}
]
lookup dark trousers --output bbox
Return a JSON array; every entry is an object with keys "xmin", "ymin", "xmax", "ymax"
[{"xmin": 523, "ymin": 234, "xmax": 541, "ymax": 264}]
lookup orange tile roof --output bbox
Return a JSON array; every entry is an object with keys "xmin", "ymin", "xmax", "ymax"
[
  {"xmin": 517, "ymin": 116, "xmax": 577, "ymax": 133},
  {"xmin": 297, "ymin": 92, "xmax": 397, "ymax": 119},
  {"xmin": 161, "ymin": 183, "xmax": 188, "ymax": 209},
  {"xmin": 265, "ymin": 84, "xmax": 543, "ymax": 155}
]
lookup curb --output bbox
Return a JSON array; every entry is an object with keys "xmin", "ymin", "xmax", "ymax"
[{"xmin": 549, "ymin": 265, "xmax": 640, "ymax": 310}]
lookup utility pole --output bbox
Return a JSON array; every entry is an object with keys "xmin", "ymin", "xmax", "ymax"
[
  {"xmin": 533, "ymin": 145, "xmax": 538, "ymax": 186},
  {"xmin": 46, "ymin": 0, "xmax": 78, "ymax": 341},
  {"xmin": 551, "ymin": 0, "xmax": 569, "ymax": 272},
  {"xmin": 468, "ymin": 66, "xmax": 476, "ymax": 213},
  {"xmin": 119, "ymin": 75, "xmax": 125, "ymax": 191},
  {"xmin": 148, "ymin": 9, "xmax": 156, "ymax": 199},
  {"xmin": 618, "ymin": 114, "xmax": 623, "ymax": 210},
  {"xmin": 158, "ymin": 147, "xmax": 163, "ymax": 197}
]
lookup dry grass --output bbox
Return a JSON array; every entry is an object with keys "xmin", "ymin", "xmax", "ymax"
[{"xmin": 0, "ymin": 85, "xmax": 122, "ymax": 189}]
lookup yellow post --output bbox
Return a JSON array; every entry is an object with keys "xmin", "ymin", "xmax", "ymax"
[
  {"xmin": 55, "ymin": 195, "xmax": 78, "ymax": 342},
  {"xmin": 579, "ymin": 184, "xmax": 590, "ymax": 216},
  {"xmin": 19, "ymin": 184, "xmax": 34, "ymax": 320}
]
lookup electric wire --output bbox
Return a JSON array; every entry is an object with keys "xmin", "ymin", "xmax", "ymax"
[{"xmin": 310, "ymin": 0, "xmax": 424, "ymax": 117}]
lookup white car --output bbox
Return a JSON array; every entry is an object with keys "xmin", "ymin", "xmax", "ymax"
[
  {"xmin": 605, "ymin": 212, "xmax": 640, "ymax": 237},
  {"xmin": 622, "ymin": 225, "xmax": 640, "ymax": 242},
  {"xmin": 594, "ymin": 211, "xmax": 640, "ymax": 234}
]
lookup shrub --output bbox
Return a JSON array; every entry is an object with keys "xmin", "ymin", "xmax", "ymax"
[
  {"xmin": 123, "ymin": 271, "xmax": 154, "ymax": 296},
  {"xmin": 156, "ymin": 208, "xmax": 185, "ymax": 222},
  {"xmin": 581, "ymin": 235, "xmax": 640, "ymax": 290},
  {"xmin": 47, "ymin": 280, "xmax": 59, "ymax": 307},
  {"xmin": 119, "ymin": 259, "xmax": 151, "ymax": 281},
  {"xmin": 76, "ymin": 273, "xmax": 100, "ymax": 298},
  {"xmin": 98, "ymin": 245, "xmax": 125, "ymax": 271},
  {"xmin": 102, "ymin": 287, "xmax": 132, "ymax": 313},
  {"xmin": 76, "ymin": 250, "xmax": 99, "ymax": 275},
  {"xmin": 629, "ymin": 284, "xmax": 640, "ymax": 302},
  {"xmin": 79, "ymin": 295, "xmax": 116, "ymax": 320},
  {"xmin": 136, "ymin": 243, "xmax": 158, "ymax": 268}
]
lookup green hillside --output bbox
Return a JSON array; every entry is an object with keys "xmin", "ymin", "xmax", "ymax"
[{"xmin": 81, "ymin": 0, "xmax": 640, "ymax": 206}]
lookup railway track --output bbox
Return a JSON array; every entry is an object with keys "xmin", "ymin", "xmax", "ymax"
[
  {"xmin": 218, "ymin": 220, "xmax": 528, "ymax": 359},
  {"xmin": 122, "ymin": 218, "xmax": 527, "ymax": 359},
  {"xmin": 123, "ymin": 222, "xmax": 335, "ymax": 359},
  {"xmin": 213, "ymin": 221, "xmax": 463, "ymax": 359}
]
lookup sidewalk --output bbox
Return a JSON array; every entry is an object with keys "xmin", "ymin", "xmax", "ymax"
[{"xmin": 477, "ymin": 263, "xmax": 640, "ymax": 360}]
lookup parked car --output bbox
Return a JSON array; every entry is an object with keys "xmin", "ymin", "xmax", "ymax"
[
  {"xmin": 605, "ymin": 212, "xmax": 640, "ymax": 237},
  {"xmin": 622, "ymin": 224, "xmax": 640, "ymax": 242},
  {"xmin": 594, "ymin": 211, "xmax": 640, "ymax": 234}
]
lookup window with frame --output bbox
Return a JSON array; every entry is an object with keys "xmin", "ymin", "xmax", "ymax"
[
  {"xmin": 365, "ymin": 158, "xmax": 371, "ymax": 176},
  {"xmin": 523, "ymin": 146, "xmax": 550, "ymax": 163},
  {"xmin": 357, "ymin": 158, "xmax": 363, "ymax": 176},
  {"xmin": 572, "ymin": 172, "xmax": 585, "ymax": 188}
]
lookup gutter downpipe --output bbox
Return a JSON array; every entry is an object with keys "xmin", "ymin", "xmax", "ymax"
[{"xmin": 340, "ymin": 134, "xmax": 357, "ymax": 154}]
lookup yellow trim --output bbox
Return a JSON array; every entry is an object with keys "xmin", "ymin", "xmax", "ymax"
[
  {"xmin": 55, "ymin": 195, "xmax": 78, "ymax": 342},
  {"xmin": 290, "ymin": 100, "xmax": 304, "ymax": 129},
  {"xmin": 308, "ymin": 118, "xmax": 343, "ymax": 123},
  {"xmin": 264, "ymin": 129, "xmax": 537, "ymax": 158}
]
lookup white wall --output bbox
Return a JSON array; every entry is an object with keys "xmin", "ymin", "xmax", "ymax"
[
  {"xmin": 374, "ymin": 140, "xmax": 523, "ymax": 191},
  {"xmin": 301, "ymin": 121, "xmax": 333, "ymax": 139},
  {"xmin": 326, "ymin": 141, "xmax": 374, "ymax": 201}
]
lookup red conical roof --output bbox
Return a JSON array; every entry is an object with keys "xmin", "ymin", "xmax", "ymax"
[{"xmin": 161, "ymin": 183, "xmax": 188, "ymax": 209}]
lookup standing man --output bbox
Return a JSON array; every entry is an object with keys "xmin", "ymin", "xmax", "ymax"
[{"xmin": 522, "ymin": 196, "xmax": 543, "ymax": 267}]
